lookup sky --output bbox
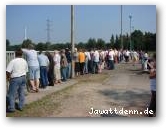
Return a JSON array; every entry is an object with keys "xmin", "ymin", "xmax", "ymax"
[{"xmin": 6, "ymin": 5, "xmax": 156, "ymax": 45}]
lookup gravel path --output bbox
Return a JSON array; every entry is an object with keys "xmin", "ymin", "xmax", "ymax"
[{"xmin": 24, "ymin": 62, "xmax": 150, "ymax": 117}]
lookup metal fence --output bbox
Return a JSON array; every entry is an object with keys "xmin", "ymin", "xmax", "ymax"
[
  {"xmin": 6, "ymin": 50, "xmax": 55, "ymax": 94},
  {"xmin": 6, "ymin": 51, "xmax": 15, "ymax": 67}
]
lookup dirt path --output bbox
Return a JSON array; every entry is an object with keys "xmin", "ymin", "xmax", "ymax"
[
  {"xmin": 7, "ymin": 62, "xmax": 150, "ymax": 117},
  {"xmin": 47, "ymin": 63, "xmax": 150, "ymax": 117}
]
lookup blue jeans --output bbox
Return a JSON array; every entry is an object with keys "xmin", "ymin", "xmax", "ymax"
[
  {"xmin": 61, "ymin": 67, "xmax": 67, "ymax": 81},
  {"xmin": 40, "ymin": 66, "xmax": 48, "ymax": 88},
  {"xmin": 93, "ymin": 62, "xmax": 99, "ymax": 74},
  {"xmin": 108, "ymin": 60, "xmax": 114, "ymax": 70},
  {"xmin": 66, "ymin": 63, "xmax": 71, "ymax": 79},
  {"xmin": 7, "ymin": 76, "xmax": 26, "ymax": 111},
  {"xmin": 29, "ymin": 66, "xmax": 40, "ymax": 80},
  {"xmin": 84, "ymin": 60, "xmax": 88, "ymax": 73}
]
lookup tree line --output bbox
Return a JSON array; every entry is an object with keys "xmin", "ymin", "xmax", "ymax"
[{"xmin": 6, "ymin": 30, "xmax": 156, "ymax": 51}]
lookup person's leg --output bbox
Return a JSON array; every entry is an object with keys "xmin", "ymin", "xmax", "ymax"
[
  {"xmin": 40, "ymin": 67, "xmax": 45, "ymax": 88},
  {"xmin": 68, "ymin": 63, "xmax": 71, "ymax": 78},
  {"xmin": 112, "ymin": 60, "xmax": 115, "ymax": 69},
  {"xmin": 57, "ymin": 68, "xmax": 61, "ymax": 83},
  {"xmin": 34, "ymin": 66, "xmax": 40, "ymax": 91},
  {"xmin": 61, "ymin": 67, "xmax": 67, "ymax": 81},
  {"xmin": 18, "ymin": 76, "xmax": 26, "ymax": 110},
  {"xmin": 44, "ymin": 67, "xmax": 49, "ymax": 86},
  {"xmin": 29, "ymin": 66, "xmax": 36, "ymax": 90},
  {"xmin": 66, "ymin": 65, "xmax": 69, "ymax": 79},
  {"xmin": 7, "ymin": 78, "xmax": 19, "ymax": 112},
  {"xmin": 43, "ymin": 67, "xmax": 48, "ymax": 88},
  {"xmin": 148, "ymin": 91, "xmax": 156, "ymax": 117}
]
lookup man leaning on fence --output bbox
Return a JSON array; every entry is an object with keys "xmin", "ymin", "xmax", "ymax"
[
  {"xmin": 6, "ymin": 49, "xmax": 28, "ymax": 112},
  {"xmin": 21, "ymin": 44, "xmax": 40, "ymax": 92}
]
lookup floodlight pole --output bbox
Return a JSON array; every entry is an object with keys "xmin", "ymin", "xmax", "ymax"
[
  {"xmin": 121, "ymin": 5, "xmax": 123, "ymax": 50},
  {"xmin": 129, "ymin": 15, "xmax": 132, "ymax": 51}
]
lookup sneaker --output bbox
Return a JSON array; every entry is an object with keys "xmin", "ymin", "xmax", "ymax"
[{"xmin": 6, "ymin": 109, "xmax": 15, "ymax": 113}]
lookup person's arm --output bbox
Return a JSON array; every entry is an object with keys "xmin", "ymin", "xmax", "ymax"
[
  {"xmin": 6, "ymin": 71, "xmax": 11, "ymax": 81},
  {"xmin": 149, "ymin": 61, "xmax": 156, "ymax": 79},
  {"xmin": 21, "ymin": 48, "xmax": 28, "ymax": 54},
  {"xmin": 6, "ymin": 60, "xmax": 13, "ymax": 80},
  {"xmin": 149, "ymin": 68, "xmax": 156, "ymax": 79}
]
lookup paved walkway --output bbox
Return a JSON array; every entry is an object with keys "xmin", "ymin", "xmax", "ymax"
[{"xmin": 25, "ymin": 79, "xmax": 78, "ymax": 104}]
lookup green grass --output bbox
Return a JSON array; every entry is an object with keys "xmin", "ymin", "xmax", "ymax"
[{"xmin": 6, "ymin": 85, "xmax": 76, "ymax": 117}]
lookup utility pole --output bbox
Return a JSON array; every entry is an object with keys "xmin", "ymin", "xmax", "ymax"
[
  {"xmin": 121, "ymin": 5, "xmax": 123, "ymax": 50},
  {"xmin": 129, "ymin": 15, "xmax": 132, "ymax": 51},
  {"xmin": 71, "ymin": 5, "xmax": 75, "ymax": 78}
]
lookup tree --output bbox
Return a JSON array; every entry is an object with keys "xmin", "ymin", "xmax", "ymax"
[
  {"xmin": 123, "ymin": 33, "xmax": 129, "ymax": 50},
  {"xmin": 143, "ymin": 32, "xmax": 156, "ymax": 51},
  {"xmin": 22, "ymin": 39, "xmax": 33, "ymax": 48},
  {"xmin": 36, "ymin": 42, "xmax": 46, "ymax": 51},
  {"xmin": 114, "ymin": 35, "xmax": 121, "ymax": 49},
  {"xmin": 131, "ymin": 30, "xmax": 143, "ymax": 50},
  {"xmin": 110, "ymin": 34, "xmax": 114, "ymax": 48},
  {"xmin": 86, "ymin": 38, "xmax": 96, "ymax": 50},
  {"xmin": 45, "ymin": 42, "xmax": 51, "ymax": 50},
  {"xmin": 77, "ymin": 42, "xmax": 85, "ymax": 49},
  {"xmin": 6, "ymin": 39, "xmax": 10, "ymax": 50},
  {"xmin": 96, "ymin": 38, "xmax": 105, "ymax": 50}
]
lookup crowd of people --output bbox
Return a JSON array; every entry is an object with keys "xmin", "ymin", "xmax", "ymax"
[{"xmin": 6, "ymin": 44, "xmax": 156, "ymax": 116}]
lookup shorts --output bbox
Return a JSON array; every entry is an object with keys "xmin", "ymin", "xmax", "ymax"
[{"xmin": 29, "ymin": 66, "xmax": 40, "ymax": 80}]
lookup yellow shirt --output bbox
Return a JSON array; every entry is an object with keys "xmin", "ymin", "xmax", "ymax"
[{"xmin": 79, "ymin": 52, "xmax": 85, "ymax": 63}]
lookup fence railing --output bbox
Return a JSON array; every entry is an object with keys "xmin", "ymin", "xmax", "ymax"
[
  {"xmin": 6, "ymin": 50, "xmax": 55, "ymax": 94},
  {"xmin": 6, "ymin": 51, "xmax": 55, "ymax": 66},
  {"xmin": 6, "ymin": 51, "xmax": 15, "ymax": 67}
]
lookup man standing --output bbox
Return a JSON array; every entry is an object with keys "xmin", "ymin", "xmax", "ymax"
[
  {"xmin": 38, "ymin": 51, "xmax": 49, "ymax": 89},
  {"xmin": 6, "ymin": 49, "xmax": 28, "ymax": 112}
]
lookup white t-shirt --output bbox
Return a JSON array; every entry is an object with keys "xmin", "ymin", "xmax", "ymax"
[
  {"xmin": 94, "ymin": 50, "xmax": 99, "ymax": 62},
  {"xmin": 53, "ymin": 54, "xmax": 61, "ymax": 69},
  {"xmin": 6, "ymin": 58, "xmax": 28, "ymax": 78},
  {"xmin": 108, "ymin": 50, "xmax": 115, "ymax": 60}
]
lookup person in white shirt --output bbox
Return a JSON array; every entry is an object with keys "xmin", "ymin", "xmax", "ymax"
[
  {"xmin": 108, "ymin": 49, "xmax": 115, "ymax": 70},
  {"xmin": 93, "ymin": 50, "xmax": 99, "ymax": 74},
  {"xmin": 143, "ymin": 51, "xmax": 149, "ymax": 71},
  {"xmin": 6, "ymin": 49, "xmax": 28, "ymax": 112},
  {"xmin": 53, "ymin": 50, "xmax": 61, "ymax": 84}
]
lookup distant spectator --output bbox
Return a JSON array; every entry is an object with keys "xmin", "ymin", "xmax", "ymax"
[
  {"xmin": 53, "ymin": 50, "xmax": 61, "ymax": 84},
  {"xmin": 93, "ymin": 49, "xmax": 100, "ymax": 74},
  {"xmin": 65, "ymin": 48, "xmax": 72, "ymax": 79},
  {"xmin": 143, "ymin": 51, "xmax": 149, "ymax": 71},
  {"xmin": 38, "ymin": 51, "xmax": 49, "ymax": 89},
  {"xmin": 45, "ymin": 51, "xmax": 54, "ymax": 86},
  {"xmin": 60, "ymin": 49, "xmax": 68, "ymax": 82},
  {"xmin": 108, "ymin": 48, "xmax": 115, "ymax": 70},
  {"xmin": 73, "ymin": 48, "xmax": 80, "ymax": 76},
  {"xmin": 78, "ymin": 49, "xmax": 85, "ymax": 75},
  {"xmin": 148, "ymin": 53, "xmax": 156, "ymax": 117}
]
